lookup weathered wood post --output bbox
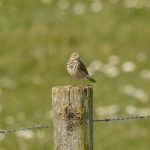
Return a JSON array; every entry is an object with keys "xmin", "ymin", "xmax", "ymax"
[{"xmin": 52, "ymin": 85, "xmax": 93, "ymax": 150}]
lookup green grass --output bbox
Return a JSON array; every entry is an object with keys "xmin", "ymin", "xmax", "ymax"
[{"xmin": 0, "ymin": 0, "xmax": 150, "ymax": 149}]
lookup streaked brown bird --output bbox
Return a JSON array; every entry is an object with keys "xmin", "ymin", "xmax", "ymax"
[{"xmin": 67, "ymin": 51, "xmax": 96, "ymax": 82}]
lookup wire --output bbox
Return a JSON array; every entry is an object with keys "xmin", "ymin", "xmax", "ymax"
[
  {"xmin": 93, "ymin": 115, "xmax": 150, "ymax": 122},
  {"xmin": 1, "ymin": 115, "xmax": 150, "ymax": 134},
  {"xmin": 0, "ymin": 124, "xmax": 52, "ymax": 134}
]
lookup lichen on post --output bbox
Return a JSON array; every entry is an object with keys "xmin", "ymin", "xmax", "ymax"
[{"xmin": 52, "ymin": 85, "xmax": 93, "ymax": 150}]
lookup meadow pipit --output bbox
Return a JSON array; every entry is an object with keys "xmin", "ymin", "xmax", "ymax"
[{"xmin": 67, "ymin": 51, "xmax": 96, "ymax": 82}]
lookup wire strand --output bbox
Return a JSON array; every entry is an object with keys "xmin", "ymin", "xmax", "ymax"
[
  {"xmin": 0, "ymin": 124, "xmax": 52, "ymax": 134},
  {"xmin": 93, "ymin": 115, "xmax": 150, "ymax": 122},
  {"xmin": 1, "ymin": 115, "xmax": 150, "ymax": 134}
]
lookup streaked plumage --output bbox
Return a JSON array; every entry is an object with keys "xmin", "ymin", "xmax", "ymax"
[{"xmin": 67, "ymin": 51, "xmax": 96, "ymax": 82}]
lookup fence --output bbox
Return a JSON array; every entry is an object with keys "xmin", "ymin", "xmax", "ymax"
[
  {"xmin": 0, "ymin": 85, "xmax": 150, "ymax": 149},
  {"xmin": 1, "ymin": 115, "xmax": 150, "ymax": 134}
]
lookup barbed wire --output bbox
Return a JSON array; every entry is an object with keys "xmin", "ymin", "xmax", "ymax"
[
  {"xmin": 0, "ymin": 115, "xmax": 150, "ymax": 134},
  {"xmin": 93, "ymin": 115, "xmax": 150, "ymax": 122},
  {"xmin": 0, "ymin": 124, "xmax": 52, "ymax": 134}
]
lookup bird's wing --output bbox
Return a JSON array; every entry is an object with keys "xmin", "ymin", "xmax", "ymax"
[{"xmin": 78, "ymin": 60, "xmax": 89, "ymax": 75}]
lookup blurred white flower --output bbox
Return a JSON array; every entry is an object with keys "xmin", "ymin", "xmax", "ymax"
[
  {"xmin": 107, "ymin": 105, "xmax": 120, "ymax": 114},
  {"xmin": 40, "ymin": 0, "xmax": 53, "ymax": 4},
  {"xmin": 0, "ymin": 134, "xmax": 5, "ymax": 141},
  {"xmin": 121, "ymin": 61, "xmax": 136, "ymax": 72},
  {"xmin": 58, "ymin": 0, "xmax": 69, "ymax": 10},
  {"xmin": 88, "ymin": 58, "xmax": 120, "ymax": 77},
  {"xmin": 133, "ymin": 89, "xmax": 148, "ymax": 103},
  {"xmin": 88, "ymin": 60, "xmax": 103, "ymax": 75},
  {"xmin": 95, "ymin": 104, "xmax": 119, "ymax": 116},
  {"xmin": 140, "ymin": 69, "xmax": 150, "ymax": 80},
  {"xmin": 138, "ymin": 108, "xmax": 150, "ymax": 116},
  {"xmin": 73, "ymin": 3, "xmax": 85, "ymax": 15},
  {"xmin": 16, "ymin": 112, "xmax": 26, "ymax": 121},
  {"xmin": 119, "ymin": 84, "xmax": 135, "ymax": 95},
  {"xmin": 5, "ymin": 116, "xmax": 16, "ymax": 125},
  {"xmin": 0, "ymin": 78, "xmax": 17, "ymax": 89},
  {"xmin": 108, "ymin": 55, "xmax": 120, "ymax": 65},
  {"xmin": 125, "ymin": 105, "xmax": 150, "ymax": 116},
  {"xmin": 87, "ymin": 67, "xmax": 95, "ymax": 76},
  {"xmin": 16, "ymin": 130, "xmax": 34, "ymax": 139},
  {"xmin": 35, "ymin": 131, "xmax": 46, "ymax": 139},
  {"xmin": 90, "ymin": 60, "xmax": 104, "ymax": 70},
  {"xmin": 125, "ymin": 105, "xmax": 137, "ymax": 114},
  {"xmin": 119, "ymin": 84, "xmax": 149, "ymax": 103},
  {"xmin": 90, "ymin": 1, "xmax": 103, "ymax": 12},
  {"xmin": 102, "ymin": 64, "xmax": 120, "ymax": 78},
  {"xmin": 136, "ymin": 52, "xmax": 146, "ymax": 62},
  {"xmin": 124, "ymin": 0, "xmax": 138, "ymax": 8}
]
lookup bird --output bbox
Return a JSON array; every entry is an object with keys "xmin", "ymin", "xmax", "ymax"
[{"xmin": 67, "ymin": 51, "xmax": 96, "ymax": 83}]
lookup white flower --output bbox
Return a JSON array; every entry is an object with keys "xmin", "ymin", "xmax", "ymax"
[
  {"xmin": 90, "ymin": 60, "xmax": 103, "ymax": 70},
  {"xmin": 104, "ymin": 66, "xmax": 120, "ymax": 78},
  {"xmin": 16, "ymin": 130, "xmax": 34, "ymax": 139},
  {"xmin": 133, "ymin": 89, "xmax": 148, "ymax": 103},
  {"xmin": 0, "ymin": 134, "xmax": 5, "ymax": 141},
  {"xmin": 119, "ymin": 84, "xmax": 149, "ymax": 103},
  {"xmin": 119, "ymin": 84, "xmax": 135, "ymax": 95},
  {"xmin": 108, "ymin": 55, "xmax": 120, "ymax": 65},
  {"xmin": 102, "ymin": 64, "xmax": 120, "ymax": 78},
  {"xmin": 125, "ymin": 106, "xmax": 150, "ymax": 116},
  {"xmin": 90, "ymin": 1, "xmax": 103, "ymax": 12},
  {"xmin": 140, "ymin": 69, "xmax": 150, "ymax": 80},
  {"xmin": 121, "ymin": 61, "xmax": 136, "ymax": 72},
  {"xmin": 95, "ymin": 105, "xmax": 119, "ymax": 116},
  {"xmin": 0, "ymin": 78, "xmax": 17, "ymax": 89},
  {"xmin": 124, "ymin": 0, "xmax": 138, "ymax": 8},
  {"xmin": 138, "ymin": 108, "xmax": 150, "ymax": 116},
  {"xmin": 87, "ymin": 67, "xmax": 95, "ymax": 76},
  {"xmin": 73, "ymin": 3, "xmax": 85, "ymax": 15},
  {"xmin": 125, "ymin": 105, "xmax": 137, "ymax": 114},
  {"xmin": 35, "ymin": 131, "xmax": 46, "ymax": 139},
  {"xmin": 5, "ymin": 116, "xmax": 16, "ymax": 125},
  {"xmin": 58, "ymin": 0, "xmax": 69, "ymax": 10},
  {"xmin": 88, "ymin": 60, "xmax": 103, "ymax": 75}
]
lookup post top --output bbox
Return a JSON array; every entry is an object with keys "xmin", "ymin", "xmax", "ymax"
[{"xmin": 52, "ymin": 85, "xmax": 93, "ymax": 91}]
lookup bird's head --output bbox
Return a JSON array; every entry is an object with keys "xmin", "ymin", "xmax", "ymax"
[{"xmin": 70, "ymin": 51, "xmax": 80, "ymax": 60}]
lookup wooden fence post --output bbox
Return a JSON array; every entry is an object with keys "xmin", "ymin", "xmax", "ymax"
[{"xmin": 52, "ymin": 85, "xmax": 93, "ymax": 150}]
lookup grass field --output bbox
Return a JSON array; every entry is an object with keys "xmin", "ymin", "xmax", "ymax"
[{"xmin": 0, "ymin": 0, "xmax": 150, "ymax": 149}]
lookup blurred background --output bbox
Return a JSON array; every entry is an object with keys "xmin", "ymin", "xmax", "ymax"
[{"xmin": 0, "ymin": 0, "xmax": 150, "ymax": 149}]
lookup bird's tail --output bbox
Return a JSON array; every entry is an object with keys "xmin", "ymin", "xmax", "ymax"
[{"xmin": 85, "ymin": 76, "xmax": 96, "ymax": 83}]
